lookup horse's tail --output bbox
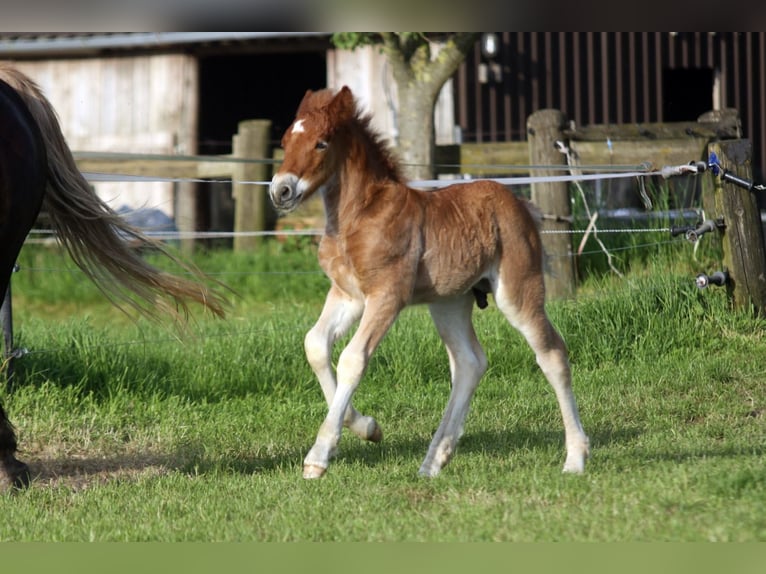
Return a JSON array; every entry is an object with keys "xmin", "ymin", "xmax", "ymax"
[{"xmin": 0, "ymin": 65, "xmax": 226, "ymax": 322}]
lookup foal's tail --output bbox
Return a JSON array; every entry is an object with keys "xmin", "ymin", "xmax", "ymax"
[
  {"xmin": 1, "ymin": 65, "xmax": 226, "ymax": 322},
  {"xmin": 520, "ymin": 197, "xmax": 544, "ymax": 229},
  {"xmin": 518, "ymin": 196, "xmax": 552, "ymax": 273}
]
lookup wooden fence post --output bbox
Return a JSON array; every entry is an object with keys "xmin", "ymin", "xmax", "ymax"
[
  {"xmin": 708, "ymin": 139, "xmax": 766, "ymax": 314},
  {"xmin": 527, "ymin": 109, "xmax": 575, "ymax": 299},
  {"xmin": 699, "ymin": 109, "xmax": 741, "ymax": 220},
  {"xmin": 233, "ymin": 119, "xmax": 272, "ymax": 251},
  {"xmin": 175, "ymin": 181, "xmax": 197, "ymax": 255}
]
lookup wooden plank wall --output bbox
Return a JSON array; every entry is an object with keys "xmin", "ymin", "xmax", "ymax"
[{"xmin": 1, "ymin": 54, "xmax": 198, "ymax": 221}]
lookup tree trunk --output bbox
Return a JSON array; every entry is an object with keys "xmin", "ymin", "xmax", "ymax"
[
  {"xmin": 379, "ymin": 33, "xmax": 478, "ymax": 183},
  {"xmin": 396, "ymin": 84, "xmax": 436, "ymax": 181}
]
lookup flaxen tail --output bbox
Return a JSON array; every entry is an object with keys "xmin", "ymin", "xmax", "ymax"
[{"xmin": 0, "ymin": 65, "xmax": 226, "ymax": 322}]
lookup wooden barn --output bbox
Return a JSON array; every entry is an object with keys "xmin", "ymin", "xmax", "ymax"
[
  {"xmin": 0, "ymin": 33, "xmax": 331, "ymax": 230},
  {"xmin": 0, "ymin": 32, "xmax": 457, "ymax": 233}
]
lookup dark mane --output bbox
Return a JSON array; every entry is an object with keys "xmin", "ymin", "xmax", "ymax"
[{"xmin": 351, "ymin": 110, "xmax": 405, "ymax": 184}]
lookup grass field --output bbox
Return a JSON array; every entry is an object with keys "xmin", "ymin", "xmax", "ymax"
[{"xmin": 0, "ymin": 237, "xmax": 765, "ymax": 541}]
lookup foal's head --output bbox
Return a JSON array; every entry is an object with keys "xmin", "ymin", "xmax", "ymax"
[{"xmin": 269, "ymin": 86, "xmax": 356, "ymax": 213}]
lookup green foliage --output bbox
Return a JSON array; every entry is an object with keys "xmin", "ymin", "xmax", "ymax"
[
  {"xmin": 330, "ymin": 33, "xmax": 429, "ymax": 51},
  {"xmin": 330, "ymin": 32, "xmax": 380, "ymax": 50}
]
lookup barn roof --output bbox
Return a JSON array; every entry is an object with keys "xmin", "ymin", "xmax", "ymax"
[{"xmin": 0, "ymin": 32, "xmax": 332, "ymax": 57}]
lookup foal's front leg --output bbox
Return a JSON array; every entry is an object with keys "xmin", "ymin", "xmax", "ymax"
[
  {"xmin": 303, "ymin": 295, "xmax": 401, "ymax": 478},
  {"xmin": 304, "ymin": 286, "xmax": 382, "ymax": 444}
]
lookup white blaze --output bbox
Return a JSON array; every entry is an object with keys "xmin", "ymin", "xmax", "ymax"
[{"xmin": 292, "ymin": 119, "xmax": 306, "ymax": 134}]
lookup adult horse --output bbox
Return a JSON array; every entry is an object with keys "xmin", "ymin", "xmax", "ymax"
[
  {"xmin": 269, "ymin": 86, "xmax": 590, "ymax": 479},
  {"xmin": 0, "ymin": 65, "xmax": 226, "ymax": 490}
]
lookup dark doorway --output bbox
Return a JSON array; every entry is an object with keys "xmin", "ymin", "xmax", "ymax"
[
  {"xmin": 662, "ymin": 67, "xmax": 715, "ymax": 210},
  {"xmin": 198, "ymin": 52, "xmax": 326, "ymax": 153},
  {"xmin": 197, "ymin": 52, "xmax": 326, "ymax": 239},
  {"xmin": 663, "ymin": 68, "xmax": 714, "ymax": 122}
]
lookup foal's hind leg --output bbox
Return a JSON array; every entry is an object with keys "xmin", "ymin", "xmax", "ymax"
[
  {"xmin": 304, "ymin": 285, "xmax": 382, "ymax": 443},
  {"xmin": 495, "ymin": 278, "xmax": 590, "ymax": 473},
  {"xmin": 419, "ymin": 295, "xmax": 487, "ymax": 477}
]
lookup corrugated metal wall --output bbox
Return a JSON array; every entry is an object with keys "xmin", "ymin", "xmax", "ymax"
[{"xmin": 456, "ymin": 32, "xmax": 765, "ymax": 178}]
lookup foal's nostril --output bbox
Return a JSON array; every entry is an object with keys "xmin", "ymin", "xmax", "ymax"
[{"xmin": 278, "ymin": 186, "xmax": 292, "ymax": 202}]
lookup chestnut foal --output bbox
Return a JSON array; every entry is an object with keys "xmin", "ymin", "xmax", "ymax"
[{"xmin": 270, "ymin": 86, "xmax": 589, "ymax": 478}]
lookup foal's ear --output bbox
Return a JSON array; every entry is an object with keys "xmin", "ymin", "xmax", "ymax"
[
  {"xmin": 296, "ymin": 89, "xmax": 314, "ymax": 116},
  {"xmin": 328, "ymin": 86, "xmax": 355, "ymax": 123}
]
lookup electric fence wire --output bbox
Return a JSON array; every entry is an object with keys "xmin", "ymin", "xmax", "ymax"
[{"xmin": 10, "ymin": 162, "xmax": 699, "ymax": 357}]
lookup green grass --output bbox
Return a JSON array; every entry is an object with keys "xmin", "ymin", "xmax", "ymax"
[{"xmin": 1, "ymin": 240, "xmax": 765, "ymax": 541}]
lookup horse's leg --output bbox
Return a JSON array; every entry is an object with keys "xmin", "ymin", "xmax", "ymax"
[
  {"xmin": 0, "ymin": 258, "xmax": 31, "ymax": 491},
  {"xmin": 418, "ymin": 294, "xmax": 487, "ymax": 477},
  {"xmin": 0, "ymin": 405, "xmax": 29, "ymax": 491},
  {"xmin": 494, "ymin": 276, "xmax": 590, "ymax": 473},
  {"xmin": 303, "ymin": 294, "xmax": 401, "ymax": 478},
  {"xmin": 304, "ymin": 284, "xmax": 382, "ymax": 442},
  {"xmin": 0, "ymin": 196, "xmax": 41, "ymax": 492}
]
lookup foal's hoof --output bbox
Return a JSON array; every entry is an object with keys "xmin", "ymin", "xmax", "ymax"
[
  {"xmin": 368, "ymin": 423, "xmax": 383, "ymax": 443},
  {"xmin": 417, "ymin": 466, "xmax": 440, "ymax": 478},
  {"xmin": 348, "ymin": 416, "xmax": 383, "ymax": 443},
  {"xmin": 562, "ymin": 454, "xmax": 587, "ymax": 474},
  {"xmin": 303, "ymin": 464, "xmax": 327, "ymax": 479},
  {"xmin": 562, "ymin": 440, "xmax": 589, "ymax": 474},
  {"xmin": 0, "ymin": 455, "xmax": 31, "ymax": 492}
]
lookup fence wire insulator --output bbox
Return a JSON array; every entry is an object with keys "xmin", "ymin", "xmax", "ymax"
[
  {"xmin": 9, "ymin": 347, "xmax": 28, "ymax": 359},
  {"xmin": 696, "ymin": 271, "xmax": 729, "ymax": 289},
  {"xmin": 660, "ymin": 161, "xmax": 707, "ymax": 179},
  {"xmin": 670, "ymin": 219, "xmax": 720, "ymax": 242},
  {"xmin": 708, "ymin": 151, "xmax": 766, "ymax": 192}
]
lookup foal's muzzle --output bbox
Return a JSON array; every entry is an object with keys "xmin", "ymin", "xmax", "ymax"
[{"xmin": 269, "ymin": 173, "xmax": 303, "ymax": 213}]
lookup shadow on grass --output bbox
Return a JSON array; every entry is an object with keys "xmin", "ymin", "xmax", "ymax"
[
  {"xmin": 20, "ymin": 421, "xmax": 764, "ymax": 490},
  {"xmin": 285, "ymin": 425, "xmax": 612, "ymax": 474},
  {"xmin": 24, "ymin": 451, "xmax": 186, "ymax": 491},
  {"xmin": 313, "ymin": 423, "xmax": 763, "ymax": 473},
  {"xmin": 23, "ymin": 444, "xmax": 307, "ymax": 490},
  {"xmin": 17, "ymin": 425, "xmax": 646, "ymax": 489}
]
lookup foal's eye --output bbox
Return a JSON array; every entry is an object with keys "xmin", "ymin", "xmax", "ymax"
[{"xmin": 315, "ymin": 140, "xmax": 328, "ymax": 151}]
